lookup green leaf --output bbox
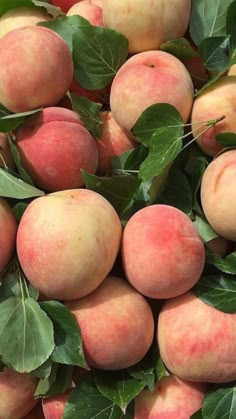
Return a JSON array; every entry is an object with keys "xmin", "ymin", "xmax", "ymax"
[
  {"xmin": 0, "ymin": 0, "xmax": 62, "ymax": 18},
  {"xmin": 216, "ymin": 132, "xmax": 236, "ymax": 147},
  {"xmin": 32, "ymin": 0, "xmax": 63, "ymax": 18},
  {"xmin": 94, "ymin": 370, "xmax": 144, "ymax": 411},
  {"xmin": 71, "ymin": 94, "xmax": 102, "ymax": 139},
  {"xmin": 199, "ymin": 36, "xmax": 230, "ymax": 72},
  {"xmin": 63, "ymin": 375, "xmax": 126, "ymax": 419},
  {"xmin": 0, "ymin": 297, "xmax": 54, "ymax": 372},
  {"xmin": 205, "ymin": 248, "xmax": 236, "ymax": 274},
  {"xmin": 40, "ymin": 301, "xmax": 87, "ymax": 369},
  {"xmin": 0, "ymin": 108, "xmax": 41, "ymax": 133},
  {"xmin": 73, "ymin": 25, "xmax": 128, "ymax": 90},
  {"xmin": 195, "ymin": 71, "xmax": 226, "ymax": 96},
  {"xmin": 139, "ymin": 128, "xmax": 183, "ymax": 182},
  {"xmin": 193, "ymin": 275, "xmax": 236, "ymax": 313},
  {"xmin": 226, "ymin": 1, "xmax": 236, "ymax": 53},
  {"xmin": 191, "ymin": 410, "xmax": 203, "ymax": 419},
  {"xmin": 34, "ymin": 362, "xmax": 58, "ymax": 397},
  {"xmin": 82, "ymin": 171, "xmax": 141, "ymax": 215},
  {"xmin": 39, "ymin": 15, "xmax": 91, "ymax": 51},
  {"xmin": 202, "ymin": 387, "xmax": 236, "ymax": 418},
  {"xmin": 156, "ymin": 355, "xmax": 168, "ymax": 382},
  {"xmin": 31, "ymin": 358, "xmax": 53, "ymax": 379},
  {"xmin": 0, "ymin": 273, "xmax": 21, "ymax": 301},
  {"xmin": 112, "ymin": 146, "xmax": 148, "ymax": 172},
  {"xmin": 35, "ymin": 364, "xmax": 73, "ymax": 398},
  {"xmin": 128, "ymin": 345, "xmax": 158, "ymax": 392},
  {"xmin": 0, "ymin": 168, "xmax": 45, "ymax": 199},
  {"xmin": 12, "ymin": 202, "xmax": 28, "ymax": 223},
  {"xmin": 132, "ymin": 103, "xmax": 183, "ymax": 146},
  {"xmin": 193, "ymin": 215, "xmax": 218, "ymax": 242},
  {"xmin": 189, "ymin": 0, "xmax": 235, "ymax": 46},
  {"xmin": 8, "ymin": 137, "xmax": 33, "ymax": 184},
  {"xmin": 160, "ymin": 38, "xmax": 199, "ymax": 60}
]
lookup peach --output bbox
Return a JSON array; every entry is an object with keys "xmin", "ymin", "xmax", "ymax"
[
  {"xmin": 103, "ymin": 0, "xmax": 191, "ymax": 53},
  {"xmin": 201, "ymin": 150, "xmax": 236, "ymax": 240},
  {"xmin": 158, "ymin": 292, "xmax": 236, "ymax": 383},
  {"xmin": 69, "ymin": 76, "xmax": 108, "ymax": 104},
  {"xmin": 66, "ymin": 275, "xmax": 154, "ymax": 370},
  {"xmin": 191, "ymin": 76, "xmax": 236, "ymax": 156},
  {"xmin": 67, "ymin": 0, "xmax": 104, "ymax": 26},
  {"xmin": 17, "ymin": 189, "xmax": 122, "ymax": 300},
  {"xmin": 135, "ymin": 375, "xmax": 207, "ymax": 419},
  {"xmin": 0, "ymin": 367, "xmax": 38, "ymax": 419},
  {"xmin": 228, "ymin": 64, "xmax": 236, "ymax": 76},
  {"xmin": 0, "ymin": 198, "xmax": 17, "ymax": 274},
  {"xmin": 23, "ymin": 402, "xmax": 44, "ymax": 419},
  {"xmin": 97, "ymin": 111, "xmax": 137, "ymax": 173},
  {"xmin": 0, "ymin": 26, "xmax": 73, "ymax": 113},
  {"xmin": 122, "ymin": 205, "xmax": 205, "ymax": 299},
  {"xmin": 48, "ymin": 0, "xmax": 79, "ymax": 13},
  {"xmin": 16, "ymin": 107, "xmax": 98, "ymax": 192},
  {"xmin": 0, "ymin": 133, "xmax": 14, "ymax": 169},
  {"xmin": 110, "ymin": 50, "xmax": 194, "ymax": 135},
  {"xmin": 206, "ymin": 236, "xmax": 229, "ymax": 257},
  {"xmin": 0, "ymin": 7, "xmax": 51, "ymax": 38},
  {"xmin": 43, "ymin": 390, "xmax": 71, "ymax": 419}
]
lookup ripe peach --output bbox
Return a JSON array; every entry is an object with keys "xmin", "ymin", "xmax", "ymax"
[
  {"xmin": 0, "ymin": 133, "xmax": 14, "ymax": 169},
  {"xmin": 43, "ymin": 390, "xmax": 71, "ymax": 419},
  {"xmin": 0, "ymin": 367, "xmax": 38, "ymax": 419},
  {"xmin": 191, "ymin": 76, "xmax": 236, "ymax": 156},
  {"xmin": 97, "ymin": 111, "xmax": 137, "ymax": 173},
  {"xmin": 0, "ymin": 6, "xmax": 51, "ymax": 38},
  {"xmin": 0, "ymin": 26, "xmax": 73, "ymax": 113},
  {"xmin": 16, "ymin": 107, "xmax": 98, "ymax": 192},
  {"xmin": 135, "ymin": 375, "xmax": 207, "ymax": 419},
  {"xmin": 158, "ymin": 292, "xmax": 236, "ymax": 383},
  {"xmin": 228, "ymin": 64, "xmax": 236, "ymax": 76},
  {"xmin": 67, "ymin": 0, "xmax": 104, "ymax": 26},
  {"xmin": 110, "ymin": 50, "xmax": 194, "ymax": 135},
  {"xmin": 122, "ymin": 205, "xmax": 205, "ymax": 299},
  {"xmin": 66, "ymin": 276, "xmax": 154, "ymax": 370},
  {"xmin": 17, "ymin": 189, "xmax": 122, "ymax": 300},
  {"xmin": 103, "ymin": 0, "xmax": 191, "ymax": 53},
  {"xmin": 0, "ymin": 198, "xmax": 17, "ymax": 274},
  {"xmin": 201, "ymin": 150, "xmax": 236, "ymax": 240},
  {"xmin": 49, "ymin": 0, "xmax": 78, "ymax": 13}
]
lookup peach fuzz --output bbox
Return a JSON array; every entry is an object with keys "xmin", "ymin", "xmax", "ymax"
[
  {"xmin": 43, "ymin": 390, "xmax": 71, "ymax": 419},
  {"xmin": 158, "ymin": 292, "xmax": 236, "ymax": 383},
  {"xmin": 66, "ymin": 276, "xmax": 154, "ymax": 370},
  {"xmin": 122, "ymin": 205, "xmax": 205, "ymax": 299},
  {"xmin": 110, "ymin": 50, "xmax": 194, "ymax": 135},
  {"xmin": 0, "ymin": 367, "xmax": 38, "ymax": 419},
  {"xmin": 103, "ymin": 0, "xmax": 191, "ymax": 53},
  {"xmin": 67, "ymin": 1, "xmax": 104, "ymax": 26},
  {"xmin": 97, "ymin": 111, "xmax": 137, "ymax": 173},
  {"xmin": 0, "ymin": 198, "xmax": 17, "ymax": 273},
  {"xmin": 0, "ymin": 26, "xmax": 73, "ymax": 113},
  {"xmin": 191, "ymin": 76, "xmax": 236, "ymax": 156},
  {"xmin": 0, "ymin": 133, "xmax": 14, "ymax": 169},
  {"xmin": 0, "ymin": 7, "xmax": 51, "ymax": 38},
  {"xmin": 135, "ymin": 375, "xmax": 207, "ymax": 419},
  {"xmin": 17, "ymin": 189, "xmax": 122, "ymax": 300},
  {"xmin": 16, "ymin": 107, "xmax": 98, "ymax": 192},
  {"xmin": 201, "ymin": 150, "xmax": 236, "ymax": 240}
]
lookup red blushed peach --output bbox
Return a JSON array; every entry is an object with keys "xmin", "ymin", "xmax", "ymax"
[
  {"xmin": 43, "ymin": 390, "xmax": 71, "ymax": 419},
  {"xmin": 201, "ymin": 150, "xmax": 236, "ymax": 240},
  {"xmin": 0, "ymin": 6, "xmax": 51, "ymax": 38},
  {"xmin": 67, "ymin": 0, "xmax": 104, "ymax": 26},
  {"xmin": 0, "ymin": 198, "xmax": 17, "ymax": 274},
  {"xmin": 135, "ymin": 375, "xmax": 207, "ymax": 419},
  {"xmin": 191, "ymin": 76, "xmax": 236, "ymax": 156},
  {"xmin": 103, "ymin": 0, "xmax": 191, "ymax": 53},
  {"xmin": 122, "ymin": 205, "xmax": 205, "ymax": 299},
  {"xmin": 23, "ymin": 402, "xmax": 44, "ymax": 419},
  {"xmin": 0, "ymin": 26, "xmax": 73, "ymax": 113},
  {"xmin": 97, "ymin": 111, "xmax": 137, "ymax": 173},
  {"xmin": 48, "ymin": 0, "xmax": 79, "ymax": 13},
  {"xmin": 17, "ymin": 189, "xmax": 122, "ymax": 300},
  {"xmin": 110, "ymin": 50, "xmax": 194, "ymax": 135},
  {"xmin": 158, "ymin": 292, "xmax": 236, "ymax": 383},
  {"xmin": 16, "ymin": 107, "xmax": 98, "ymax": 192},
  {"xmin": 0, "ymin": 368, "xmax": 38, "ymax": 419},
  {"xmin": 0, "ymin": 133, "xmax": 14, "ymax": 169},
  {"xmin": 66, "ymin": 276, "xmax": 154, "ymax": 370}
]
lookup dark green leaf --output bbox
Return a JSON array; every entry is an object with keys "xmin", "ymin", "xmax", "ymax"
[
  {"xmin": 71, "ymin": 94, "xmax": 102, "ymax": 139},
  {"xmin": 8, "ymin": 137, "xmax": 33, "ymax": 184},
  {"xmin": 202, "ymin": 387, "xmax": 236, "ymax": 418},
  {"xmin": 189, "ymin": 0, "xmax": 235, "ymax": 46},
  {"xmin": 205, "ymin": 248, "xmax": 236, "ymax": 274},
  {"xmin": 0, "ymin": 104, "xmax": 11, "ymax": 117},
  {"xmin": 73, "ymin": 25, "xmax": 128, "ymax": 90},
  {"xmin": 193, "ymin": 275, "xmax": 236, "ymax": 313},
  {"xmin": 95, "ymin": 370, "xmax": 144, "ymax": 411},
  {"xmin": 226, "ymin": 1, "xmax": 236, "ymax": 53},
  {"xmin": 34, "ymin": 362, "xmax": 58, "ymax": 397},
  {"xmin": 0, "ymin": 273, "xmax": 21, "ymax": 301},
  {"xmin": 0, "ymin": 297, "xmax": 54, "ymax": 372},
  {"xmin": 161, "ymin": 38, "xmax": 199, "ymax": 60},
  {"xmin": 216, "ymin": 132, "xmax": 236, "ymax": 147},
  {"xmin": 63, "ymin": 375, "xmax": 125, "ymax": 419},
  {"xmin": 40, "ymin": 301, "xmax": 87, "ymax": 368},
  {"xmin": 0, "ymin": 108, "xmax": 41, "ymax": 133},
  {"xmin": 132, "ymin": 103, "xmax": 183, "ymax": 146},
  {"xmin": 12, "ymin": 202, "xmax": 28, "ymax": 223},
  {"xmin": 128, "ymin": 345, "xmax": 158, "ymax": 392},
  {"xmin": 191, "ymin": 409, "xmax": 203, "ymax": 419},
  {"xmin": 199, "ymin": 36, "xmax": 230, "ymax": 72},
  {"xmin": 35, "ymin": 364, "xmax": 73, "ymax": 398},
  {"xmin": 31, "ymin": 358, "xmax": 53, "ymax": 379},
  {"xmin": 0, "ymin": 168, "xmax": 45, "ymax": 199},
  {"xmin": 82, "ymin": 171, "xmax": 141, "ymax": 215},
  {"xmin": 111, "ymin": 146, "xmax": 148, "ymax": 172},
  {"xmin": 193, "ymin": 215, "xmax": 218, "ymax": 242}
]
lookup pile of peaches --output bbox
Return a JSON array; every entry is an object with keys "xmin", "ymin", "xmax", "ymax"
[{"xmin": 0, "ymin": 0, "xmax": 236, "ymax": 418}]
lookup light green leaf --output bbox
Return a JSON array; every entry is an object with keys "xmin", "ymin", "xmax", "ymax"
[
  {"xmin": 8, "ymin": 137, "xmax": 33, "ymax": 184},
  {"xmin": 160, "ymin": 38, "xmax": 199, "ymax": 60},
  {"xmin": 203, "ymin": 387, "xmax": 236, "ymax": 418},
  {"xmin": 71, "ymin": 94, "xmax": 102, "ymax": 139},
  {"xmin": 0, "ymin": 168, "xmax": 45, "ymax": 199},
  {"xmin": 0, "ymin": 108, "xmax": 41, "ymax": 133},
  {"xmin": 199, "ymin": 36, "xmax": 230, "ymax": 72}
]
